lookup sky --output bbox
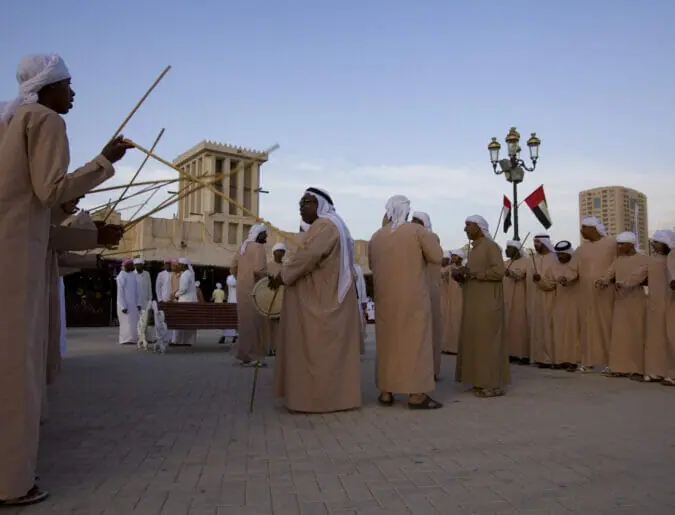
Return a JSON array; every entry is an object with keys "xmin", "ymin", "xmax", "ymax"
[{"xmin": 3, "ymin": 0, "xmax": 675, "ymax": 251}]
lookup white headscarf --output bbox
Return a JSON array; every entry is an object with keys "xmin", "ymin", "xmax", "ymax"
[
  {"xmin": 651, "ymin": 230, "xmax": 673, "ymax": 249},
  {"xmin": 385, "ymin": 195, "xmax": 411, "ymax": 232},
  {"xmin": 178, "ymin": 257, "xmax": 194, "ymax": 273},
  {"xmin": 534, "ymin": 233, "xmax": 556, "ymax": 254},
  {"xmin": 304, "ymin": 187, "xmax": 354, "ymax": 304},
  {"xmin": 195, "ymin": 281, "xmax": 201, "ymax": 287},
  {"xmin": 272, "ymin": 242, "xmax": 287, "ymax": 252},
  {"xmin": 411, "ymin": 211, "xmax": 432, "ymax": 230},
  {"xmin": 554, "ymin": 240, "xmax": 575, "ymax": 255},
  {"xmin": 133, "ymin": 258, "xmax": 144, "ymax": 265},
  {"xmin": 240, "ymin": 223, "xmax": 267, "ymax": 255},
  {"xmin": 216, "ymin": 282, "xmax": 223, "ymax": 289},
  {"xmin": 506, "ymin": 239, "xmax": 523, "ymax": 250},
  {"xmin": 581, "ymin": 216, "xmax": 607, "ymax": 237},
  {"xmin": 450, "ymin": 248, "xmax": 467, "ymax": 266},
  {"xmin": 616, "ymin": 231, "xmax": 636, "ymax": 244},
  {"xmin": 0, "ymin": 54, "xmax": 71, "ymax": 123},
  {"xmin": 465, "ymin": 215, "xmax": 490, "ymax": 238}
]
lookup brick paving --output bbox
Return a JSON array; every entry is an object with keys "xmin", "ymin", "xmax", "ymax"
[{"xmin": 7, "ymin": 327, "xmax": 675, "ymax": 514}]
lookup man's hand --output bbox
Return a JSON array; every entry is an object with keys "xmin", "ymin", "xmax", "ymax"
[
  {"xmin": 268, "ymin": 274, "xmax": 284, "ymax": 290},
  {"xmin": 504, "ymin": 269, "xmax": 511, "ymax": 277},
  {"xmin": 671, "ymin": 279, "xmax": 675, "ymax": 290},
  {"xmin": 615, "ymin": 282, "xmax": 624, "ymax": 291},
  {"xmin": 61, "ymin": 197, "xmax": 82, "ymax": 215},
  {"xmin": 101, "ymin": 135, "xmax": 134, "ymax": 164},
  {"xmin": 558, "ymin": 277, "xmax": 568, "ymax": 286},
  {"xmin": 137, "ymin": 305, "xmax": 142, "ymax": 311},
  {"xmin": 595, "ymin": 279, "xmax": 608, "ymax": 289},
  {"xmin": 96, "ymin": 223, "xmax": 124, "ymax": 246},
  {"xmin": 533, "ymin": 273, "xmax": 541, "ymax": 283}
]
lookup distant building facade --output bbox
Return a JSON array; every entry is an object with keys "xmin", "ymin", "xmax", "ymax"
[{"xmin": 578, "ymin": 186, "xmax": 648, "ymax": 250}]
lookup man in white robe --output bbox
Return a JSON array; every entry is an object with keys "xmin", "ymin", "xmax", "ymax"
[
  {"xmin": 222, "ymin": 274, "xmax": 238, "ymax": 342},
  {"xmin": 353, "ymin": 261, "xmax": 368, "ymax": 355},
  {"xmin": 174, "ymin": 257, "xmax": 198, "ymax": 346},
  {"xmin": 133, "ymin": 258, "xmax": 153, "ymax": 343},
  {"xmin": 155, "ymin": 260, "xmax": 173, "ymax": 302},
  {"xmin": 117, "ymin": 259, "xmax": 141, "ymax": 345}
]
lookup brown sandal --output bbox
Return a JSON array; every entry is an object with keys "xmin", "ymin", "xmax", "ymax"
[{"xmin": 408, "ymin": 395, "xmax": 443, "ymax": 410}]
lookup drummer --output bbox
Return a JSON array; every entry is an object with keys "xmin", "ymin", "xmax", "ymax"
[
  {"xmin": 269, "ymin": 187, "xmax": 361, "ymax": 413},
  {"xmin": 231, "ymin": 224, "xmax": 268, "ymax": 367},
  {"xmin": 266, "ymin": 242, "xmax": 286, "ymax": 356}
]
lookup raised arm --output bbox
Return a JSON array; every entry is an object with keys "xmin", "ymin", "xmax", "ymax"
[
  {"xmin": 28, "ymin": 112, "xmax": 114, "ymax": 207},
  {"xmin": 419, "ymin": 230, "xmax": 444, "ymax": 265},
  {"xmin": 622, "ymin": 258, "xmax": 649, "ymax": 288},
  {"xmin": 281, "ymin": 219, "xmax": 337, "ymax": 287}
]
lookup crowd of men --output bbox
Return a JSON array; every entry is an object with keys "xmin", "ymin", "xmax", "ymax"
[{"xmin": 1, "ymin": 52, "xmax": 674, "ymax": 507}]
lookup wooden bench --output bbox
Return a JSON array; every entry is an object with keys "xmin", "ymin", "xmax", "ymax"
[{"xmin": 157, "ymin": 302, "xmax": 238, "ymax": 330}]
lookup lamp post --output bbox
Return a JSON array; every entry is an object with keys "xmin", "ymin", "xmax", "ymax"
[{"xmin": 488, "ymin": 127, "xmax": 541, "ymax": 241}]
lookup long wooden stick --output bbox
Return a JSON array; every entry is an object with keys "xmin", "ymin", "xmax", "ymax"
[
  {"xmin": 249, "ymin": 287, "xmax": 280, "ymax": 413},
  {"xmin": 101, "ymin": 247, "xmax": 157, "ymax": 257},
  {"xmin": 128, "ymin": 181, "xmax": 164, "ymax": 221},
  {"xmin": 110, "ymin": 66, "xmax": 171, "ymax": 140},
  {"xmin": 90, "ymin": 178, "xmax": 176, "ymax": 194},
  {"xmin": 89, "ymin": 180, "xmax": 170, "ymax": 213},
  {"xmin": 123, "ymin": 141, "xmax": 297, "ymax": 247},
  {"xmin": 123, "ymin": 171, "xmax": 227, "ymax": 230},
  {"xmin": 103, "ymin": 128, "xmax": 166, "ymax": 222},
  {"xmin": 125, "ymin": 140, "xmax": 302, "ymax": 247}
]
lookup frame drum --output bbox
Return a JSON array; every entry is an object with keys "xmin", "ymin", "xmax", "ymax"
[{"xmin": 251, "ymin": 277, "xmax": 284, "ymax": 318}]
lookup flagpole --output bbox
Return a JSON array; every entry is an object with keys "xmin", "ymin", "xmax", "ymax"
[
  {"xmin": 512, "ymin": 181, "xmax": 520, "ymax": 240},
  {"xmin": 493, "ymin": 206, "xmax": 504, "ymax": 240}
]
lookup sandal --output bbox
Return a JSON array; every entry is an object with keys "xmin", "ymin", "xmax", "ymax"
[
  {"xmin": 408, "ymin": 395, "xmax": 443, "ymax": 410},
  {"xmin": 474, "ymin": 388, "xmax": 504, "ymax": 398},
  {"xmin": 0, "ymin": 485, "xmax": 49, "ymax": 506},
  {"xmin": 377, "ymin": 393, "xmax": 394, "ymax": 407}
]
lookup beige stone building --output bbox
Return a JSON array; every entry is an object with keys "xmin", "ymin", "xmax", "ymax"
[
  {"xmin": 97, "ymin": 140, "xmax": 371, "ymax": 272},
  {"xmin": 578, "ymin": 186, "xmax": 648, "ymax": 250}
]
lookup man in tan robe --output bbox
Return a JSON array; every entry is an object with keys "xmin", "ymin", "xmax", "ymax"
[
  {"xmin": 411, "ymin": 211, "xmax": 444, "ymax": 381},
  {"xmin": 0, "ymin": 54, "xmax": 131, "ymax": 505},
  {"xmin": 596, "ymin": 232, "xmax": 648, "ymax": 380},
  {"xmin": 453, "ymin": 215, "xmax": 509, "ymax": 398},
  {"xmin": 528, "ymin": 234, "xmax": 558, "ymax": 368},
  {"xmin": 369, "ymin": 195, "xmax": 444, "ymax": 409},
  {"xmin": 549, "ymin": 241, "xmax": 581, "ymax": 371},
  {"xmin": 271, "ymin": 187, "xmax": 361, "ymax": 413},
  {"xmin": 503, "ymin": 240, "xmax": 530, "ymax": 364},
  {"xmin": 643, "ymin": 230, "xmax": 675, "ymax": 384},
  {"xmin": 441, "ymin": 249, "xmax": 464, "ymax": 355},
  {"xmin": 231, "ymin": 224, "xmax": 268, "ymax": 366},
  {"xmin": 559, "ymin": 217, "xmax": 616, "ymax": 372},
  {"xmin": 266, "ymin": 242, "xmax": 286, "ymax": 356}
]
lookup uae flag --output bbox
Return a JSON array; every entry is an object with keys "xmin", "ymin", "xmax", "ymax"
[
  {"xmin": 503, "ymin": 195, "xmax": 512, "ymax": 233},
  {"xmin": 524, "ymin": 185, "xmax": 552, "ymax": 229}
]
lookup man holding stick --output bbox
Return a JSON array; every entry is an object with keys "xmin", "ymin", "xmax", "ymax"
[{"xmin": 0, "ymin": 53, "xmax": 131, "ymax": 505}]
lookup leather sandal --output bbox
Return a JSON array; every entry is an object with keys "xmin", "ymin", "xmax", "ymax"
[
  {"xmin": 0, "ymin": 486, "xmax": 49, "ymax": 506},
  {"xmin": 408, "ymin": 395, "xmax": 443, "ymax": 410}
]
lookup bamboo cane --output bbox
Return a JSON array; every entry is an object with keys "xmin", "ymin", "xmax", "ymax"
[
  {"xmin": 101, "ymin": 247, "xmax": 157, "ymax": 257},
  {"xmin": 249, "ymin": 287, "xmax": 280, "ymax": 413},
  {"xmin": 122, "ymin": 171, "xmax": 227, "ymax": 230},
  {"xmin": 103, "ymin": 128, "xmax": 166, "ymax": 222},
  {"xmin": 110, "ymin": 66, "xmax": 171, "ymax": 141},
  {"xmin": 90, "ymin": 180, "xmax": 170, "ymax": 213},
  {"xmin": 90, "ymin": 178, "xmax": 176, "ymax": 194},
  {"xmin": 122, "ymin": 140, "xmax": 297, "ymax": 246},
  {"xmin": 128, "ymin": 181, "xmax": 164, "ymax": 222}
]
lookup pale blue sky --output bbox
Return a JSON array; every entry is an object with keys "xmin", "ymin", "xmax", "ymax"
[{"xmin": 2, "ymin": 0, "xmax": 674, "ymax": 249}]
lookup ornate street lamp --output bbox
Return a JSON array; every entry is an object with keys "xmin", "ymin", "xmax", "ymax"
[{"xmin": 488, "ymin": 127, "xmax": 541, "ymax": 240}]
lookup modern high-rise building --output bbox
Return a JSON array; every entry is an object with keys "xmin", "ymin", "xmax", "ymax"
[{"xmin": 578, "ymin": 186, "xmax": 648, "ymax": 250}]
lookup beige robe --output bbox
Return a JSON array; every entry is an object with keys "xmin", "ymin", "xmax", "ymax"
[
  {"xmin": 503, "ymin": 257, "xmax": 529, "ymax": 359},
  {"xmin": 456, "ymin": 238, "xmax": 510, "ymax": 389},
  {"xmin": 441, "ymin": 266, "xmax": 463, "ymax": 354},
  {"xmin": 427, "ymin": 233, "xmax": 444, "ymax": 376},
  {"xmin": 667, "ymin": 253, "xmax": 675, "ymax": 378},
  {"xmin": 231, "ymin": 242, "xmax": 267, "ymax": 361},
  {"xmin": 369, "ymin": 223, "xmax": 443, "ymax": 394},
  {"xmin": 549, "ymin": 261, "xmax": 581, "ymax": 364},
  {"xmin": 601, "ymin": 254, "xmax": 649, "ymax": 374},
  {"xmin": 528, "ymin": 252, "xmax": 557, "ymax": 364},
  {"xmin": 0, "ymin": 103, "xmax": 114, "ymax": 499},
  {"xmin": 266, "ymin": 259, "xmax": 283, "ymax": 353},
  {"xmin": 644, "ymin": 255, "xmax": 674, "ymax": 378},
  {"xmin": 275, "ymin": 219, "xmax": 361, "ymax": 413},
  {"xmin": 567, "ymin": 236, "xmax": 616, "ymax": 366}
]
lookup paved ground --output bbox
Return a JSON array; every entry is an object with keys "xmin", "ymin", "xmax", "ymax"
[{"xmin": 8, "ymin": 327, "xmax": 675, "ymax": 515}]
